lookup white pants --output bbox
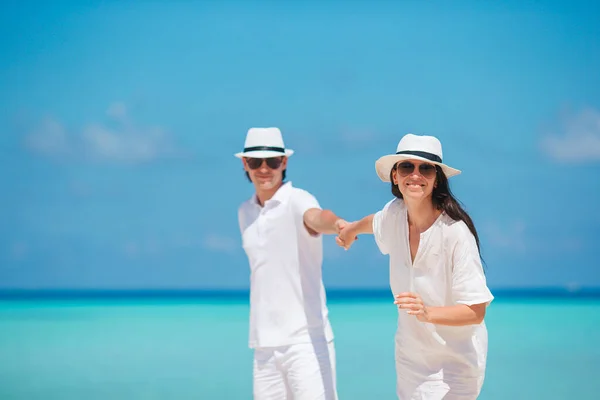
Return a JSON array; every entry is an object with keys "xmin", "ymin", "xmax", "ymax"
[{"xmin": 253, "ymin": 340, "xmax": 337, "ymax": 400}]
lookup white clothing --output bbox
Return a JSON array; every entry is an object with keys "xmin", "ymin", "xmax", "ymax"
[
  {"xmin": 253, "ymin": 340, "xmax": 337, "ymax": 400},
  {"xmin": 373, "ymin": 198, "xmax": 494, "ymax": 400},
  {"xmin": 238, "ymin": 181, "xmax": 334, "ymax": 349}
]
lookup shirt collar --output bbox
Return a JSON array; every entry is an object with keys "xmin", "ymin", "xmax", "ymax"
[{"xmin": 251, "ymin": 181, "xmax": 293, "ymax": 207}]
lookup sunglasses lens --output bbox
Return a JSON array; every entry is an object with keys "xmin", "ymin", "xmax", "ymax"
[
  {"xmin": 246, "ymin": 157, "xmax": 283, "ymax": 170},
  {"xmin": 397, "ymin": 162, "xmax": 415, "ymax": 176},
  {"xmin": 265, "ymin": 158, "xmax": 282, "ymax": 169},
  {"xmin": 246, "ymin": 158, "xmax": 263, "ymax": 169},
  {"xmin": 419, "ymin": 164, "xmax": 437, "ymax": 178},
  {"xmin": 397, "ymin": 162, "xmax": 437, "ymax": 178}
]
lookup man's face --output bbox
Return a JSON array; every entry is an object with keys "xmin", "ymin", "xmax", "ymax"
[{"xmin": 243, "ymin": 156, "xmax": 287, "ymax": 191}]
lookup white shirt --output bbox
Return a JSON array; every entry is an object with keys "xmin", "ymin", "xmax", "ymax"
[
  {"xmin": 238, "ymin": 182, "xmax": 334, "ymax": 349},
  {"xmin": 373, "ymin": 198, "xmax": 494, "ymax": 397}
]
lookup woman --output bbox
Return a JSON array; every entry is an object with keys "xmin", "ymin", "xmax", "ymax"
[{"xmin": 337, "ymin": 133, "xmax": 494, "ymax": 399}]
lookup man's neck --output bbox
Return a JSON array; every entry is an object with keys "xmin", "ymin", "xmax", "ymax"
[
  {"xmin": 255, "ymin": 182, "xmax": 284, "ymax": 207},
  {"xmin": 405, "ymin": 197, "xmax": 441, "ymax": 232}
]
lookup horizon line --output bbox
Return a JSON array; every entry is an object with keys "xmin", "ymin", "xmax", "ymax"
[{"xmin": 1, "ymin": 286, "xmax": 599, "ymax": 300}]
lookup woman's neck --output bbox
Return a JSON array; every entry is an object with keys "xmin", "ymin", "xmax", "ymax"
[{"xmin": 405, "ymin": 198, "xmax": 441, "ymax": 232}]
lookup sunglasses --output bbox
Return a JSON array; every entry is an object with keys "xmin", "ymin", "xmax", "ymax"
[
  {"xmin": 395, "ymin": 161, "xmax": 437, "ymax": 179},
  {"xmin": 245, "ymin": 157, "xmax": 283, "ymax": 170}
]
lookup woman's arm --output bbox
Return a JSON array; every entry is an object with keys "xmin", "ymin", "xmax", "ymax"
[
  {"xmin": 394, "ymin": 294, "xmax": 488, "ymax": 326},
  {"xmin": 424, "ymin": 303, "xmax": 487, "ymax": 325},
  {"xmin": 336, "ymin": 214, "xmax": 374, "ymax": 249}
]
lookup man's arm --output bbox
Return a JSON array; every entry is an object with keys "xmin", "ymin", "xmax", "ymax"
[{"xmin": 303, "ymin": 208, "xmax": 346, "ymax": 235}]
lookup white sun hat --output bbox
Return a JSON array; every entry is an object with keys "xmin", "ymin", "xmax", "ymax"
[
  {"xmin": 375, "ymin": 133, "xmax": 461, "ymax": 182},
  {"xmin": 234, "ymin": 127, "xmax": 294, "ymax": 159}
]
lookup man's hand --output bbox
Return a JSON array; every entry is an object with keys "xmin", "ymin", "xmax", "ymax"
[
  {"xmin": 334, "ymin": 218, "xmax": 349, "ymax": 234},
  {"xmin": 336, "ymin": 221, "xmax": 359, "ymax": 250}
]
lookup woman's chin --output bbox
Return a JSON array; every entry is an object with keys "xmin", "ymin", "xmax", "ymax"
[{"xmin": 401, "ymin": 189, "xmax": 429, "ymax": 201}]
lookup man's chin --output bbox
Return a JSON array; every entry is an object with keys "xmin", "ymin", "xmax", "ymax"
[{"xmin": 257, "ymin": 180, "xmax": 277, "ymax": 190}]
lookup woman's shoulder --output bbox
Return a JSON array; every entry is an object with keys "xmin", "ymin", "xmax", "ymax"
[
  {"xmin": 383, "ymin": 197, "xmax": 406, "ymax": 213},
  {"xmin": 439, "ymin": 214, "xmax": 472, "ymax": 239}
]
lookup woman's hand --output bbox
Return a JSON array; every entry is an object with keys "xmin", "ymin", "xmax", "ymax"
[
  {"xmin": 394, "ymin": 292, "xmax": 430, "ymax": 322},
  {"xmin": 335, "ymin": 222, "xmax": 358, "ymax": 250}
]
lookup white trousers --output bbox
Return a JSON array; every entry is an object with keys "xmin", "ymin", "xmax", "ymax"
[{"xmin": 253, "ymin": 340, "xmax": 338, "ymax": 400}]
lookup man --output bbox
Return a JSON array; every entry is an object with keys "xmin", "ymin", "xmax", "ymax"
[{"xmin": 236, "ymin": 127, "xmax": 346, "ymax": 400}]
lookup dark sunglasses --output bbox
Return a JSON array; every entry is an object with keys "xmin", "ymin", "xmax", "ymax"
[
  {"xmin": 396, "ymin": 161, "xmax": 437, "ymax": 179},
  {"xmin": 245, "ymin": 157, "xmax": 283, "ymax": 170}
]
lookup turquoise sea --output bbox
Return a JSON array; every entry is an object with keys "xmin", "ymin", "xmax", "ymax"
[{"xmin": 1, "ymin": 291, "xmax": 599, "ymax": 399}]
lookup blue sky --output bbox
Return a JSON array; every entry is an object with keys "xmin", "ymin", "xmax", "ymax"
[{"xmin": 1, "ymin": 0, "xmax": 599, "ymax": 289}]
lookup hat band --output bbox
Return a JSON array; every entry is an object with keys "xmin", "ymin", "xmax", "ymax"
[
  {"xmin": 243, "ymin": 145, "xmax": 285, "ymax": 154},
  {"xmin": 395, "ymin": 150, "xmax": 442, "ymax": 163}
]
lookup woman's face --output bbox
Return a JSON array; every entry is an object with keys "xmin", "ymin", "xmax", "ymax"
[{"xmin": 392, "ymin": 159, "xmax": 438, "ymax": 201}]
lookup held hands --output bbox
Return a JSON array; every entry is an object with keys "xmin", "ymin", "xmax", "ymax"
[
  {"xmin": 335, "ymin": 221, "xmax": 358, "ymax": 250},
  {"xmin": 394, "ymin": 292, "xmax": 430, "ymax": 322},
  {"xmin": 334, "ymin": 218, "xmax": 349, "ymax": 234}
]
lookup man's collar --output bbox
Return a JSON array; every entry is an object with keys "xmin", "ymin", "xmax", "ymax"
[{"xmin": 252, "ymin": 181, "xmax": 293, "ymax": 206}]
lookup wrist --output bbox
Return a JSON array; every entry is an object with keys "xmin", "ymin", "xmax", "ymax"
[
  {"xmin": 422, "ymin": 306, "xmax": 433, "ymax": 323},
  {"xmin": 348, "ymin": 221, "xmax": 360, "ymax": 235}
]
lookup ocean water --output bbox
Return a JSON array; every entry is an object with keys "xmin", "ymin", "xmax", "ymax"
[{"xmin": 0, "ymin": 295, "xmax": 599, "ymax": 399}]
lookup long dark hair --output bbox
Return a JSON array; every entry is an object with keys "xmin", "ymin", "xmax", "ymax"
[{"xmin": 390, "ymin": 165, "xmax": 483, "ymax": 258}]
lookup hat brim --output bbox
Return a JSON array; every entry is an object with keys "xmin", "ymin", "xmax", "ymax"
[
  {"xmin": 375, "ymin": 154, "xmax": 461, "ymax": 182},
  {"xmin": 234, "ymin": 149, "xmax": 294, "ymax": 159}
]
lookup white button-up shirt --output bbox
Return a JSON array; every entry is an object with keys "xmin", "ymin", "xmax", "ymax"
[
  {"xmin": 373, "ymin": 198, "xmax": 494, "ymax": 398},
  {"xmin": 238, "ymin": 182, "xmax": 334, "ymax": 349}
]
